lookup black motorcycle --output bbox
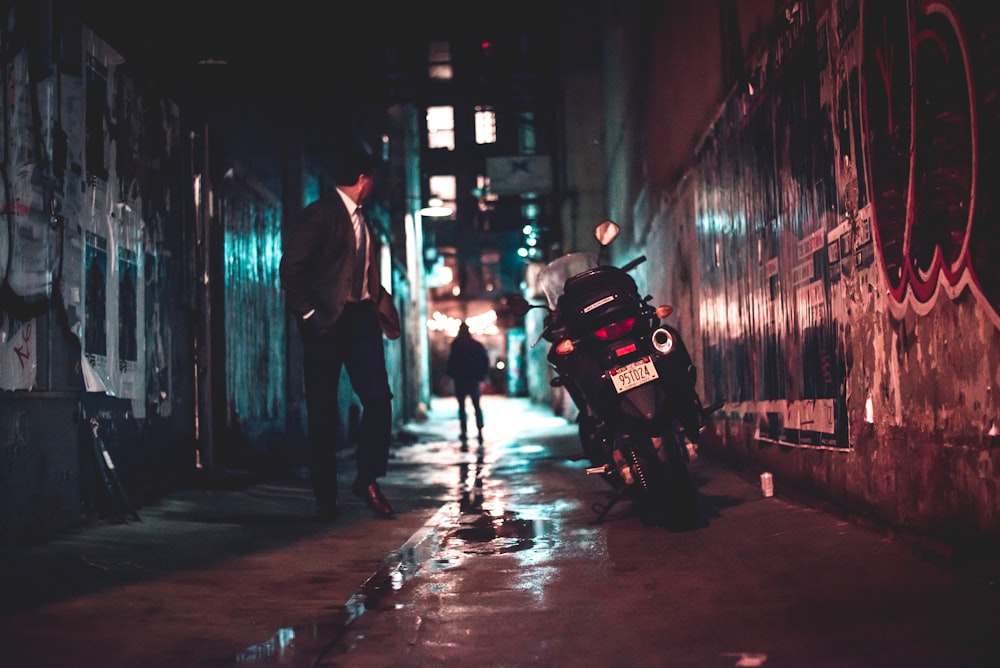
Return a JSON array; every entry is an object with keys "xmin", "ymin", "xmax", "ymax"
[{"xmin": 509, "ymin": 221, "xmax": 717, "ymax": 529}]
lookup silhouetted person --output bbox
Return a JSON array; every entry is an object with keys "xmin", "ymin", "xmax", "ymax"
[
  {"xmin": 446, "ymin": 323, "xmax": 489, "ymax": 441},
  {"xmin": 279, "ymin": 150, "xmax": 401, "ymax": 521}
]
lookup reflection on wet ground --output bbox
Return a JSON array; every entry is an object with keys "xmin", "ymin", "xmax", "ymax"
[
  {"xmin": 234, "ymin": 424, "xmax": 575, "ymax": 665},
  {"xmin": 13, "ymin": 395, "xmax": 998, "ymax": 667},
  {"xmin": 235, "ymin": 501, "xmax": 453, "ymax": 665},
  {"xmin": 451, "ymin": 511, "xmax": 548, "ymax": 554}
]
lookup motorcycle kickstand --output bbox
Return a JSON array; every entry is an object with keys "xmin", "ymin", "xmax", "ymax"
[{"xmin": 591, "ymin": 487, "xmax": 627, "ymax": 523}]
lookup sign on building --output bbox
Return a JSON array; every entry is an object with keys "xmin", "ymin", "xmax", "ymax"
[{"xmin": 486, "ymin": 156, "xmax": 553, "ymax": 195}]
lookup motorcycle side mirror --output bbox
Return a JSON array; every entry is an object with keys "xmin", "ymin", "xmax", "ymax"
[
  {"xmin": 504, "ymin": 294, "xmax": 534, "ymax": 317},
  {"xmin": 594, "ymin": 220, "xmax": 620, "ymax": 246}
]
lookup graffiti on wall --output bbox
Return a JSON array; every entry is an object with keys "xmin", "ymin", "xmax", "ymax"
[
  {"xmin": 0, "ymin": 320, "xmax": 35, "ymax": 390},
  {"xmin": 692, "ymin": 0, "xmax": 1000, "ymax": 448},
  {"xmin": 862, "ymin": 0, "xmax": 1000, "ymax": 327},
  {"xmin": 0, "ymin": 39, "xmax": 55, "ymax": 390}
]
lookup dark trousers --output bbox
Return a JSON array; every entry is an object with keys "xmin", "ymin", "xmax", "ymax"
[
  {"xmin": 454, "ymin": 380, "xmax": 483, "ymax": 437},
  {"xmin": 300, "ymin": 301, "xmax": 392, "ymax": 511}
]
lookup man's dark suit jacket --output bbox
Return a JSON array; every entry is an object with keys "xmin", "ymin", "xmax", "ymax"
[{"xmin": 279, "ymin": 191, "xmax": 401, "ymax": 340}]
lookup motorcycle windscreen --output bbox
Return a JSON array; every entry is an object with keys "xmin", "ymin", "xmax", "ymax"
[{"xmin": 537, "ymin": 252, "xmax": 598, "ymax": 310}]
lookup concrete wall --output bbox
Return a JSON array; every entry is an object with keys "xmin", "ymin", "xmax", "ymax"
[
  {"xmin": 600, "ymin": 0, "xmax": 1000, "ymax": 541},
  {"xmin": 0, "ymin": 5, "xmax": 422, "ymax": 543}
]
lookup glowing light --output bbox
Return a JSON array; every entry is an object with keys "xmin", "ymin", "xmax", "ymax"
[
  {"xmin": 555, "ymin": 339, "xmax": 575, "ymax": 355},
  {"xmin": 420, "ymin": 197, "xmax": 453, "ymax": 217},
  {"xmin": 466, "ymin": 309, "xmax": 498, "ymax": 335},
  {"xmin": 427, "ymin": 262, "xmax": 453, "ymax": 288},
  {"xmin": 427, "ymin": 309, "xmax": 499, "ymax": 337}
]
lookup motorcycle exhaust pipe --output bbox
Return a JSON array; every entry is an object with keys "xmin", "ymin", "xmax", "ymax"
[{"xmin": 651, "ymin": 327, "xmax": 675, "ymax": 354}]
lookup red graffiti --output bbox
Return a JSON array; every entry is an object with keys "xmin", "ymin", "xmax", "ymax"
[
  {"xmin": 13, "ymin": 322, "xmax": 32, "ymax": 368},
  {"xmin": 862, "ymin": 0, "xmax": 998, "ymax": 317},
  {"xmin": 0, "ymin": 201, "xmax": 31, "ymax": 215}
]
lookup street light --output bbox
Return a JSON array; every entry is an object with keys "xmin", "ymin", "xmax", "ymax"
[{"xmin": 419, "ymin": 197, "xmax": 453, "ymax": 217}]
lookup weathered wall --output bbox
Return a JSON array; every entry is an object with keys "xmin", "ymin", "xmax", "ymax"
[
  {"xmin": 218, "ymin": 168, "xmax": 285, "ymax": 469},
  {"xmin": 0, "ymin": 7, "xmax": 196, "ymax": 541},
  {"xmin": 605, "ymin": 0, "xmax": 1000, "ymax": 539}
]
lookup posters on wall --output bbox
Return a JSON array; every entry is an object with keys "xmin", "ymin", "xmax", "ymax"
[
  {"xmin": 84, "ymin": 230, "xmax": 110, "ymax": 391},
  {"xmin": 696, "ymin": 2, "xmax": 850, "ymax": 450},
  {"xmin": 79, "ymin": 33, "xmax": 145, "ymax": 416}
]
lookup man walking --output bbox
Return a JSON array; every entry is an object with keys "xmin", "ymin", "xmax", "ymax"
[
  {"xmin": 279, "ymin": 150, "xmax": 401, "ymax": 520},
  {"xmin": 446, "ymin": 323, "xmax": 489, "ymax": 442}
]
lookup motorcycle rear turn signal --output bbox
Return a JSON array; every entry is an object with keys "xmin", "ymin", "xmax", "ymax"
[
  {"xmin": 655, "ymin": 305, "xmax": 674, "ymax": 318},
  {"xmin": 555, "ymin": 339, "xmax": 575, "ymax": 355}
]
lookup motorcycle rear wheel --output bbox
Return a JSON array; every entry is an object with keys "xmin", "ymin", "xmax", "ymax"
[{"xmin": 629, "ymin": 437, "xmax": 702, "ymax": 530}]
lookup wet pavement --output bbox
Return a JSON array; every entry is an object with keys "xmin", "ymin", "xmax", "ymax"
[{"xmin": 2, "ymin": 395, "xmax": 1000, "ymax": 667}]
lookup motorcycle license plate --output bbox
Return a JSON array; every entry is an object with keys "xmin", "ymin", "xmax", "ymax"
[{"xmin": 610, "ymin": 357, "xmax": 658, "ymax": 394}]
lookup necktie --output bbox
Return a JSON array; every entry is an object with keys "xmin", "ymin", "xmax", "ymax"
[{"xmin": 352, "ymin": 207, "xmax": 368, "ymax": 301}]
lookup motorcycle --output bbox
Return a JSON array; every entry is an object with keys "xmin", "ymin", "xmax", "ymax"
[{"xmin": 508, "ymin": 220, "xmax": 718, "ymax": 529}]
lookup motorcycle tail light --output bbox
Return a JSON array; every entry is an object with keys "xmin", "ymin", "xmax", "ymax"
[
  {"xmin": 593, "ymin": 317, "xmax": 635, "ymax": 340},
  {"xmin": 555, "ymin": 339, "xmax": 575, "ymax": 355}
]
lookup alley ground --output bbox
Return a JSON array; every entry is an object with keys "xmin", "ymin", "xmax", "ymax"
[{"xmin": 2, "ymin": 395, "xmax": 999, "ymax": 667}]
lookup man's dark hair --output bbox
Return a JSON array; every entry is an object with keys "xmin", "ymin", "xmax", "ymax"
[{"xmin": 334, "ymin": 149, "xmax": 379, "ymax": 186}]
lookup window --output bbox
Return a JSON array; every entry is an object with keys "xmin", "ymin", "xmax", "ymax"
[
  {"xmin": 429, "ymin": 174, "xmax": 457, "ymax": 218},
  {"xmin": 428, "ymin": 40, "xmax": 452, "ymax": 80},
  {"xmin": 474, "ymin": 106, "xmax": 496, "ymax": 145},
  {"xmin": 517, "ymin": 111, "xmax": 537, "ymax": 154},
  {"xmin": 427, "ymin": 106, "xmax": 455, "ymax": 150}
]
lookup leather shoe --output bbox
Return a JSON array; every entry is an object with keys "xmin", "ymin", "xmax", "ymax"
[{"xmin": 352, "ymin": 479, "xmax": 394, "ymax": 516}]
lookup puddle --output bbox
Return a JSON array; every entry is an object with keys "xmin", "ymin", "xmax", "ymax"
[
  {"xmin": 233, "ymin": 434, "xmax": 557, "ymax": 665},
  {"xmin": 450, "ymin": 509, "xmax": 554, "ymax": 554}
]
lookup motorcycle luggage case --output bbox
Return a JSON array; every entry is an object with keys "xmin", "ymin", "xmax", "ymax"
[{"xmin": 558, "ymin": 267, "xmax": 641, "ymax": 326}]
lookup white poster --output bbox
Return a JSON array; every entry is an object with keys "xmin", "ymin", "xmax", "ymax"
[{"xmin": 0, "ymin": 318, "xmax": 37, "ymax": 390}]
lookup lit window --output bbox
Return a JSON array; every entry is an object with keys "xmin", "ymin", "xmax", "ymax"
[
  {"xmin": 475, "ymin": 106, "xmax": 496, "ymax": 144},
  {"xmin": 427, "ymin": 106, "xmax": 455, "ymax": 150},
  {"xmin": 429, "ymin": 174, "xmax": 457, "ymax": 218},
  {"xmin": 428, "ymin": 40, "xmax": 452, "ymax": 80}
]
